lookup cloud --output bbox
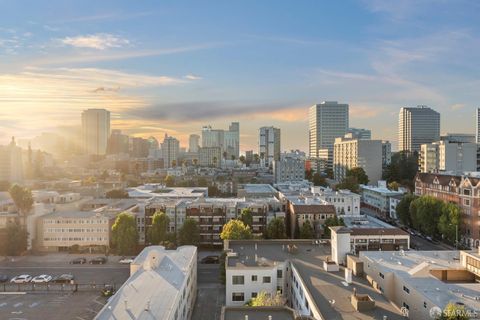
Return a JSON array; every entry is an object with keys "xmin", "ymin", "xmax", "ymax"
[
  {"xmin": 450, "ymin": 103, "xmax": 465, "ymax": 111},
  {"xmin": 184, "ymin": 74, "xmax": 202, "ymax": 80},
  {"xmin": 61, "ymin": 33, "xmax": 130, "ymax": 50}
]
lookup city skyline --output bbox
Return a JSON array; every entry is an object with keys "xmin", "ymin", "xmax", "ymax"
[{"xmin": 1, "ymin": 1, "xmax": 480, "ymax": 151}]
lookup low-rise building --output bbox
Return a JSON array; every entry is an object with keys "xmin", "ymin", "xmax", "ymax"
[
  {"xmin": 273, "ymin": 155, "xmax": 305, "ymax": 184},
  {"xmin": 360, "ymin": 181, "xmax": 405, "ymax": 217},
  {"xmin": 95, "ymin": 245, "xmax": 197, "ymax": 320},
  {"xmin": 286, "ymin": 196, "xmax": 336, "ymax": 238},
  {"xmin": 311, "ymin": 186, "xmax": 361, "ymax": 216},
  {"xmin": 237, "ymin": 184, "xmax": 278, "ymax": 199}
]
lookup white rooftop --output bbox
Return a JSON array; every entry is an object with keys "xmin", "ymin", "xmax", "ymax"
[{"xmin": 127, "ymin": 184, "xmax": 207, "ymax": 199}]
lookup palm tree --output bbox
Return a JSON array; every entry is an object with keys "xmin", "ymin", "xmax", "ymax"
[
  {"xmin": 171, "ymin": 159, "xmax": 177, "ymax": 168},
  {"xmin": 212, "ymin": 156, "xmax": 218, "ymax": 168}
]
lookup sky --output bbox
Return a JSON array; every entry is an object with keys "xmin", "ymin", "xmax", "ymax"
[{"xmin": 1, "ymin": 0, "xmax": 480, "ymax": 152}]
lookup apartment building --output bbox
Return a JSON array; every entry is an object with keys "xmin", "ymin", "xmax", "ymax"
[
  {"xmin": 198, "ymin": 146, "xmax": 222, "ymax": 167},
  {"xmin": 310, "ymin": 186, "xmax": 361, "ymax": 216},
  {"xmin": 81, "ymin": 108, "xmax": 110, "ymax": 156},
  {"xmin": 333, "ymin": 136, "xmax": 383, "ymax": 184},
  {"xmin": 415, "ymin": 172, "xmax": 480, "ymax": 247},
  {"xmin": 398, "ymin": 106, "xmax": 440, "ymax": 153},
  {"xmin": 96, "ymin": 245, "xmax": 197, "ymax": 320},
  {"xmin": 360, "ymin": 250, "xmax": 480, "ymax": 320},
  {"xmin": 259, "ymin": 126, "xmax": 281, "ymax": 167},
  {"xmin": 272, "ymin": 156, "xmax": 305, "ymax": 184},
  {"xmin": 360, "ymin": 181, "xmax": 405, "ymax": 217},
  {"xmin": 419, "ymin": 140, "xmax": 477, "ymax": 173}
]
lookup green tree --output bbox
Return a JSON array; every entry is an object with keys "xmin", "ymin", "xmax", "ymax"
[
  {"xmin": 247, "ymin": 290, "xmax": 284, "ymax": 307},
  {"xmin": 410, "ymin": 196, "xmax": 443, "ymax": 236},
  {"xmin": 336, "ymin": 176, "xmax": 360, "ymax": 193},
  {"xmin": 197, "ymin": 177, "xmax": 208, "ymax": 187},
  {"xmin": 438, "ymin": 202, "xmax": 461, "ymax": 244},
  {"xmin": 220, "ymin": 220, "xmax": 252, "ymax": 240},
  {"xmin": 9, "ymin": 184, "xmax": 34, "ymax": 226},
  {"xmin": 111, "ymin": 212, "xmax": 138, "ymax": 255},
  {"xmin": 148, "ymin": 211, "xmax": 170, "ymax": 244},
  {"xmin": 396, "ymin": 194, "xmax": 417, "ymax": 227},
  {"xmin": 388, "ymin": 181, "xmax": 400, "ymax": 191},
  {"xmin": 299, "ymin": 220, "xmax": 314, "ymax": 239},
  {"xmin": 266, "ymin": 217, "xmax": 287, "ymax": 239},
  {"xmin": 164, "ymin": 175, "xmax": 175, "ymax": 187},
  {"xmin": 312, "ymin": 173, "xmax": 327, "ymax": 187},
  {"xmin": 346, "ymin": 167, "xmax": 369, "ymax": 185},
  {"xmin": 239, "ymin": 155, "xmax": 246, "ymax": 165},
  {"xmin": 383, "ymin": 151, "xmax": 418, "ymax": 190},
  {"xmin": 178, "ymin": 218, "xmax": 200, "ymax": 245},
  {"xmin": 323, "ymin": 216, "xmax": 345, "ymax": 238},
  {"xmin": 6, "ymin": 222, "xmax": 28, "ymax": 256},
  {"xmin": 239, "ymin": 208, "xmax": 253, "ymax": 227},
  {"xmin": 105, "ymin": 189, "xmax": 129, "ymax": 199}
]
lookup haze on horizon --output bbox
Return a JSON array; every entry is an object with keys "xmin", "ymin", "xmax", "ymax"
[{"xmin": 1, "ymin": 0, "xmax": 480, "ymax": 152}]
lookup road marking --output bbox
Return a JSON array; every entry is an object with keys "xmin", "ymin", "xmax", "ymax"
[{"xmin": 13, "ymin": 303, "xmax": 23, "ymax": 308}]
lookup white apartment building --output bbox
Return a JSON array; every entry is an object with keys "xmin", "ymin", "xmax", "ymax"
[
  {"xmin": 360, "ymin": 250, "xmax": 480, "ymax": 320},
  {"xmin": 259, "ymin": 126, "xmax": 281, "ymax": 167},
  {"xmin": 310, "ymin": 186, "xmax": 361, "ymax": 215},
  {"xmin": 333, "ymin": 136, "xmax": 382, "ymax": 184},
  {"xmin": 38, "ymin": 211, "xmax": 112, "ymax": 251},
  {"xmin": 161, "ymin": 134, "xmax": 180, "ymax": 168},
  {"xmin": 202, "ymin": 122, "xmax": 239, "ymax": 159},
  {"xmin": 419, "ymin": 140, "xmax": 477, "ymax": 173},
  {"xmin": 81, "ymin": 108, "xmax": 110, "ymax": 155},
  {"xmin": 273, "ymin": 156, "xmax": 305, "ymax": 183},
  {"xmin": 398, "ymin": 106, "xmax": 440, "ymax": 153},
  {"xmin": 189, "ymin": 134, "xmax": 200, "ymax": 153},
  {"xmin": 360, "ymin": 181, "xmax": 405, "ymax": 216},
  {"xmin": 308, "ymin": 101, "xmax": 349, "ymax": 168},
  {"xmin": 96, "ymin": 245, "xmax": 197, "ymax": 320}
]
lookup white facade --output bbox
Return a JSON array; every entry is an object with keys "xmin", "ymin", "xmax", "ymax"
[
  {"xmin": 398, "ymin": 106, "xmax": 440, "ymax": 153},
  {"xmin": 333, "ymin": 137, "xmax": 382, "ymax": 184},
  {"xmin": 360, "ymin": 181, "xmax": 404, "ymax": 215},
  {"xmin": 81, "ymin": 108, "xmax": 110, "ymax": 155},
  {"xmin": 420, "ymin": 140, "xmax": 477, "ymax": 173},
  {"xmin": 477, "ymin": 108, "xmax": 480, "ymax": 144},
  {"xmin": 330, "ymin": 226, "xmax": 352, "ymax": 265},
  {"xmin": 308, "ymin": 101, "xmax": 349, "ymax": 167},
  {"xmin": 161, "ymin": 135, "xmax": 180, "ymax": 168},
  {"xmin": 259, "ymin": 126, "xmax": 281, "ymax": 167},
  {"xmin": 188, "ymin": 134, "xmax": 200, "ymax": 153},
  {"xmin": 201, "ymin": 123, "xmax": 239, "ymax": 159},
  {"xmin": 310, "ymin": 186, "xmax": 361, "ymax": 215},
  {"xmin": 272, "ymin": 156, "xmax": 305, "ymax": 183}
]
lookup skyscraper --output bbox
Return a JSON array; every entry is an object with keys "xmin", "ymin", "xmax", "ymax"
[
  {"xmin": 259, "ymin": 126, "xmax": 281, "ymax": 166},
  {"xmin": 308, "ymin": 101, "xmax": 349, "ymax": 168},
  {"xmin": 398, "ymin": 106, "xmax": 440, "ymax": 153},
  {"xmin": 81, "ymin": 108, "xmax": 110, "ymax": 155},
  {"xmin": 224, "ymin": 122, "xmax": 240, "ymax": 159},
  {"xmin": 189, "ymin": 134, "xmax": 200, "ymax": 153},
  {"xmin": 0, "ymin": 137, "xmax": 24, "ymax": 183},
  {"xmin": 476, "ymin": 108, "xmax": 480, "ymax": 144},
  {"xmin": 161, "ymin": 134, "xmax": 180, "ymax": 168}
]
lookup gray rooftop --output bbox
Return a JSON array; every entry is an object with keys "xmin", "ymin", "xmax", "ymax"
[
  {"xmin": 342, "ymin": 215, "xmax": 397, "ymax": 229},
  {"xmin": 221, "ymin": 306, "xmax": 305, "ymax": 320}
]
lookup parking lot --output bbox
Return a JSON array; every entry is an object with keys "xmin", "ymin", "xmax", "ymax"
[{"xmin": 0, "ymin": 254, "xmax": 130, "ymax": 320}]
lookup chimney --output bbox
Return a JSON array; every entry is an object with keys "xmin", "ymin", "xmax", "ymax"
[{"xmin": 245, "ymin": 316, "xmax": 248, "ymax": 320}]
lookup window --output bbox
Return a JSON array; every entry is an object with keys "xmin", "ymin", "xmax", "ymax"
[
  {"xmin": 277, "ymin": 269, "xmax": 283, "ymax": 278},
  {"xmin": 263, "ymin": 276, "xmax": 271, "ymax": 283},
  {"xmin": 379, "ymin": 272, "xmax": 384, "ymax": 279},
  {"xmin": 232, "ymin": 275, "xmax": 244, "ymax": 285},
  {"xmin": 424, "ymin": 302, "xmax": 427, "ymax": 309},
  {"xmin": 232, "ymin": 292, "xmax": 244, "ymax": 301},
  {"xmin": 251, "ymin": 292, "xmax": 257, "ymax": 298},
  {"xmin": 403, "ymin": 286, "xmax": 410, "ymax": 294},
  {"xmin": 251, "ymin": 275, "xmax": 257, "ymax": 282}
]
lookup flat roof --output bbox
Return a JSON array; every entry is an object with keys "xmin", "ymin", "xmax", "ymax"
[
  {"xmin": 360, "ymin": 185, "xmax": 403, "ymax": 196},
  {"xmin": 342, "ymin": 215, "xmax": 396, "ymax": 229},
  {"xmin": 227, "ymin": 240, "xmax": 403, "ymax": 320},
  {"xmin": 360, "ymin": 250, "xmax": 480, "ymax": 311},
  {"xmin": 127, "ymin": 184, "xmax": 207, "ymax": 199},
  {"xmin": 239, "ymin": 184, "xmax": 277, "ymax": 194},
  {"xmin": 222, "ymin": 306, "xmax": 301, "ymax": 320}
]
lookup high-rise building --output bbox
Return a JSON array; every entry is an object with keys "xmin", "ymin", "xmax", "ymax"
[
  {"xmin": 347, "ymin": 128, "xmax": 371, "ymax": 140},
  {"xmin": 477, "ymin": 108, "xmax": 480, "ymax": 144},
  {"xmin": 309, "ymin": 101, "xmax": 349, "ymax": 168},
  {"xmin": 161, "ymin": 134, "xmax": 179, "ymax": 168},
  {"xmin": 189, "ymin": 134, "xmax": 200, "ymax": 153},
  {"xmin": 0, "ymin": 137, "xmax": 24, "ymax": 183},
  {"xmin": 333, "ymin": 136, "xmax": 382, "ymax": 184},
  {"xmin": 107, "ymin": 130, "xmax": 129, "ymax": 154},
  {"xmin": 398, "ymin": 106, "xmax": 440, "ymax": 153},
  {"xmin": 224, "ymin": 122, "xmax": 240, "ymax": 159},
  {"xmin": 81, "ymin": 108, "xmax": 110, "ymax": 155},
  {"xmin": 419, "ymin": 140, "xmax": 477, "ymax": 173},
  {"xmin": 201, "ymin": 125, "xmax": 224, "ymax": 149},
  {"xmin": 130, "ymin": 137, "xmax": 150, "ymax": 158},
  {"xmin": 259, "ymin": 126, "xmax": 281, "ymax": 167},
  {"xmin": 198, "ymin": 147, "xmax": 222, "ymax": 167}
]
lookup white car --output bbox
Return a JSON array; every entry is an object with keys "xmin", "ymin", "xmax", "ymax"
[
  {"xmin": 119, "ymin": 257, "xmax": 134, "ymax": 264},
  {"xmin": 31, "ymin": 274, "xmax": 52, "ymax": 283},
  {"xmin": 10, "ymin": 274, "xmax": 32, "ymax": 283}
]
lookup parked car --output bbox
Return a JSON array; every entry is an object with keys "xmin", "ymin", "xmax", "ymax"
[
  {"xmin": 52, "ymin": 274, "xmax": 74, "ymax": 284},
  {"xmin": 0, "ymin": 275, "xmax": 9, "ymax": 283},
  {"xmin": 426, "ymin": 236, "xmax": 433, "ymax": 242},
  {"xmin": 201, "ymin": 255, "xmax": 219, "ymax": 264},
  {"xmin": 101, "ymin": 284, "xmax": 116, "ymax": 297},
  {"xmin": 70, "ymin": 257, "xmax": 87, "ymax": 264},
  {"xmin": 89, "ymin": 257, "xmax": 107, "ymax": 265},
  {"xmin": 10, "ymin": 275, "xmax": 32, "ymax": 283},
  {"xmin": 119, "ymin": 257, "xmax": 134, "ymax": 264},
  {"xmin": 31, "ymin": 274, "xmax": 53, "ymax": 283}
]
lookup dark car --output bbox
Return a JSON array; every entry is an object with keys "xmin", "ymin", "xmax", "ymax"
[
  {"xmin": 101, "ymin": 284, "xmax": 116, "ymax": 297},
  {"xmin": 0, "ymin": 275, "xmax": 8, "ymax": 283},
  {"xmin": 89, "ymin": 257, "xmax": 107, "ymax": 265},
  {"xmin": 70, "ymin": 257, "xmax": 87, "ymax": 264},
  {"xmin": 200, "ymin": 255, "xmax": 219, "ymax": 264},
  {"xmin": 52, "ymin": 274, "xmax": 74, "ymax": 284}
]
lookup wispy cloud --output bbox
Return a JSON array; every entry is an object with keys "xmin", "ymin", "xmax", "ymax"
[
  {"xmin": 184, "ymin": 74, "xmax": 202, "ymax": 80},
  {"xmin": 52, "ymin": 11, "xmax": 154, "ymax": 24},
  {"xmin": 61, "ymin": 33, "xmax": 130, "ymax": 50}
]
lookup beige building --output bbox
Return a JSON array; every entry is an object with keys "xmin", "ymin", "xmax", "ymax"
[
  {"xmin": 37, "ymin": 211, "xmax": 113, "ymax": 251},
  {"xmin": 198, "ymin": 146, "xmax": 222, "ymax": 167},
  {"xmin": 420, "ymin": 140, "xmax": 477, "ymax": 173},
  {"xmin": 333, "ymin": 136, "xmax": 382, "ymax": 184}
]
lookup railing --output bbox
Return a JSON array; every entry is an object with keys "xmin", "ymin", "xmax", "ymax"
[{"xmin": 0, "ymin": 282, "xmax": 119, "ymax": 292}]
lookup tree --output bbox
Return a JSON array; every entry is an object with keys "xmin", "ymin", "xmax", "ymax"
[
  {"xmin": 148, "ymin": 211, "xmax": 170, "ymax": 244},
  {"xmin": 6, "ymin": 222, "xmax": 28, "ymax": 256},
  {"xmin": 266, "ymin": 218, "xmax": 286, "ymax": 239},
  {"xmin": 164, "ymin": 175, "xmax": 175, "ymax": 187},
  {"xmin": 299, "ymin": 220, "xmax": 314, "ymax": 239},
  {"xmin": 396, "ymin": 194, "xmax": 417, "ymax": 227},
  {"xmin": 239, "ymin": 208, "xmax": 253, "ymax": 227},
  {"xmin": 239, "ymin": 155, "xmax": 246, "ymax": 165},
  {"xmin": 220, "ymin": 220, "xmax": 253, "ymax": 240},
  {"xmin": 247, "ymin": 290, "xmax": 284, "ymax": 307},
  {"xmin": 336, "ymin": 176, "xmax": 360, "ymax": 193},
  {"xmin": 0, "ymin": 181, "xmax": 10, "ymax": 191},
  {"xmin": 212, "ymin": 156, "xmax": 218, "ymax": 167},
  {"xmin": 323, "ymin": 216, "xmax": 345, "ymax": 238},
  {"xmin": 9, "ymin": 184, "xmax": 33, "ymax": 226},
  {"xmin": 171, "ymin": 159, "xmax": 177, "ymax": 168},
  {"xmin": 438, "ymin": 202, "xmax": 461, "ymax": 244},
  {"xmin": 105, "ymin": 189, "xmax": 129, "ymax": 199},
  {"xmin": 111, "ymin": 212, "xmax": 138, "ymax": 255},
  {"xmin": 178, "ymin": 218, "xmax": 200, "ymax": 245},
  {"xmin": 388, "ymin": 181, "xmax": 400, "ymax": 191},
  {"xmin": 312, "ymin": 173, "xmax": 327, "ymax": 187},
  {"xmin": 231, "ymin": 155, "xmax": 235, "ymax": 161},
  {"xmin": 346, "ymin": 167, "xmax": 369, "ymax": 185},
  {"xmin": 409, "ymin": 196, "xmax": 442, "ymax": 236},
  {"xmin": 383, "ymin": 151, "xmax": 418, "ymax": 190}
]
